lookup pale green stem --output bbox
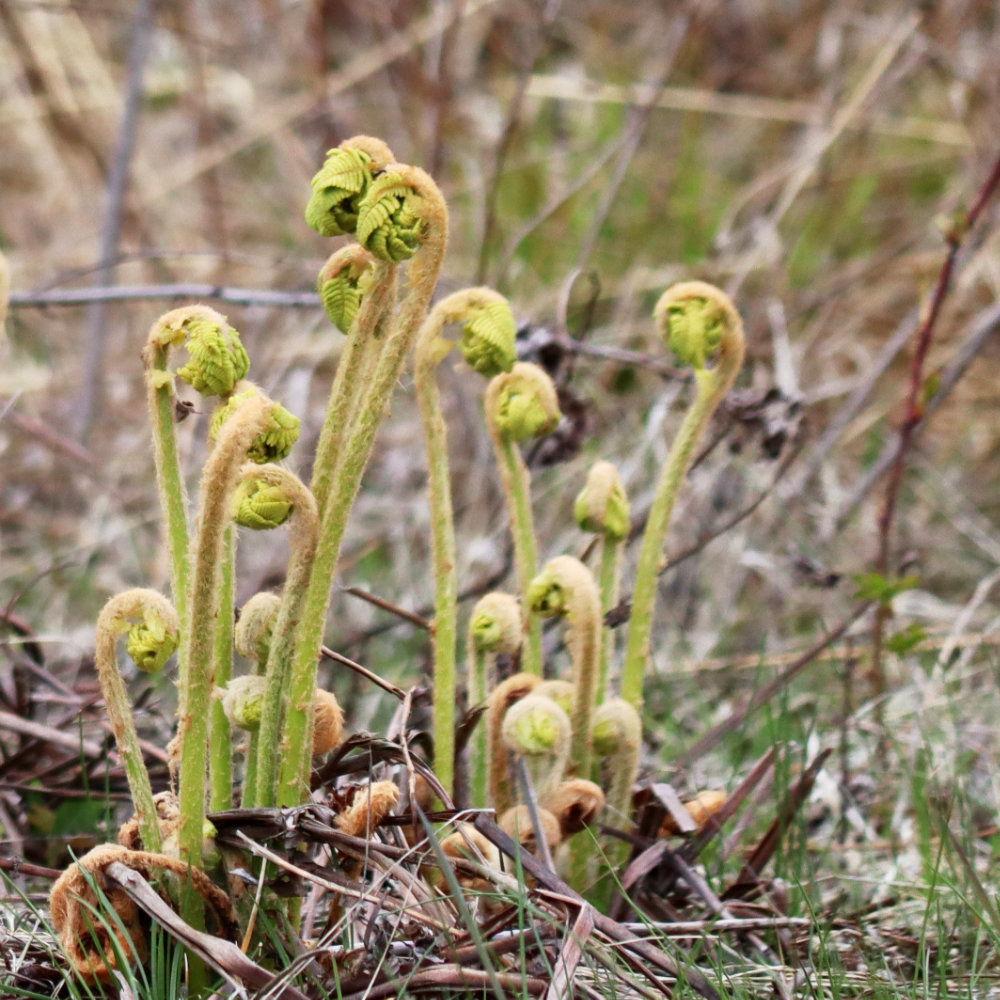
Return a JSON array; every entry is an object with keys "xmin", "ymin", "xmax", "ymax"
[
  {"xmin": 242, "ymin": 735, "xmax": 259, "ymax": 809},
  {"xmin": 496, "ymin": 437, "xmax": 542, "ymax": 674},
  {"xmin": 240, "ymin": 658, "xmax": 266, "ymax": 808},
  {"xmin": 528, "ymin": 557, "xmax": 601, "ymax": 886},
  {"xmin": 595, "ymin": 534, "xmax": 622, "ymax": 703},
  {"xmin": 591, "ymin": 699, "xmax": 641, "ymax": 906},
  {"xmin": 95, "ymin": 591, "xmax": 176, "ymax": 854},
  {"xmin": 415, "ymin": 333, "xmax": 458, "ymax": 799},
  {"xmin": 309, "ymin": 263, "xmax": 397, "ymax": 519},
  {"xmin": 208, "ymin": 525, "xmax": 235, "ymax": 813},
  {"xmin": 176, "ymin": 395, "xmax": 274, "ymax": 885},
  {"xmin": 144, "ymin": 345, "xmax": 190, "ymax": 639},
  {"xmin": 467, "ymin": 638, "xmax": 491, "ymax": 809},
  {"xmin": 283, "ymin": 226, "xmax": 447, "ymax": 809},
  {"xmin": 567, "ymin": 613, "xmax": 600, "ymax": 786},
  {"xmin": 248, "ymin": 474, "xmax": 319, "ymax": 810},
  {"xmin": 621, "ymin": 370, "xmax": 728, "ymax": 710}
]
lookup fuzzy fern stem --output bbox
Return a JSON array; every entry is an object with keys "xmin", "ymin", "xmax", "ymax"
[
  {"xmin": 310, "ymin": 249, "xmax": 398, "ymax": 520},
  {"xmin": 484, "ymin": 363, "xmax": 561, "ymax": 675},
  {"xmin": 415, "ymin": 287, "xmax": 516, "ymax": 798},
  {"xmin": 143, "ymin": 306, "xmax": 251, "ymax": 640},
  {"xmin": 208, "ymin": 526, "xmax": 235, "ymax": 812},
  {"xmin": 591, "ymin": 697, "xmax": 641, "ymax": 890},
  {"xmin": 175, "ymin": 393, "xmax": 275, "ymax": 880},
  {"xmin": 288, "ymin": 163, "xmax": 449, "ymax": 807},
  {"xmin": 621, "ymin": 282, "xmax": 745, "ymax": 711},
  {"xmin": 233, "ymin": 592, "xmax": 280, "ymax": 806},
  {"xmin": 574, "ymin": 460, "xmax": 629, "ymax": 700},
  {"xmin": 95, "ymin": 589, "xmax": 178, "ymax": 853},
  {"xmin": 467, "ymin": 592, "xmax": 522, "ymax": 808},
  {"xmin": 527, "ymin": 556, "xmax": 602, "ymax": 888},
  {"xmin": 235, "ymin": 467, "xmax": 319, "ymax": 809}
]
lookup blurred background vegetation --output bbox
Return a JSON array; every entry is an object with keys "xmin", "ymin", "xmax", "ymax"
[{"xmin": 2, "ymin": 0, "xmax": 1000, "ymax": 963}]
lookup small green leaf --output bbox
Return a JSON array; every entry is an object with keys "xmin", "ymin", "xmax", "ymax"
[
  {"xmin": 852, "ymin": 571, "xmax": 920, "ymax": 606},
  {"xmin": 885, "ymin": 622, "xmax": 928, "ymax": 656}
]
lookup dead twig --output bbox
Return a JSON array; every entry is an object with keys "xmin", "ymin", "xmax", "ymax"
[
  {"xmin": 675, "ymin": 603, "xmax": 871, "ymax": 767},
  {"xmin": 75, "ymin": 0, "xmax": 155, "ymax": 440},
  {"xmin": 472, "ymin": 814, "xmax": 720, "ymax": 1000},
  {"xmin": 833, "ymin": 298, "xmax": 1000, "ymax": 533},
  {"xmin": 869, "ymin": 153, "xmax": 1000, "ymax": 698},
  {"xmin": 104, "ymin": 860, "xmax": 310, "ymax": 1000},
  {"xmin": 728, "ymin": 749, "xmax": 833, "ymax": 892},
  {"xmin": 0, "ymin": 709, "xmax": 105, "ymax": 759},
  {"xmin": 10, "ymin": 284, "xmax": 321, "ymax": 308}
]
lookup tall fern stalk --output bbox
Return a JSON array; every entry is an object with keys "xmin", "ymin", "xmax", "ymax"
[
  {"xmin": 621, "ymin": 282, "xmax": 745, "ymax": 711},
  {"xmin": 287, "ymin": 164, "xmax": 449, "ymax": 807},
  {"xmin": 414, "ymin": 287, "xmax": 516, "ymax": 797}
]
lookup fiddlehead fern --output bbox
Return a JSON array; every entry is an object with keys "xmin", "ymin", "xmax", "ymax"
[
  {"xmin": 95, "ymin": 589, "xmax": 179, "ymax": 853},
  {"xmin": 527, "ymin": 555, "xmax": 602, "ymax": 887},
  {"xmin": 501, "ymin": 693, "xmax": 571, "ymax": 805},
  {"xmin": 621, "ymin": 281, "xmax": 744, "ymax": 710},
  {"xmin": 176, "ymin": 392, "xmax": 278, "ymax": 881},
  {"xmin": 317, "ymin": 244, "xmax": 377, "ymax": 333},
  {"xmin": 487, "ymin": 672, "xmax": 540, "ymax": 816},
  {"xmin": 574, "ymin": 460, "xmax": 630, "ymax": 701},
  {"xmin": 210, "ymin": 385, "xmax": 300, "ymax": 464},
  {"xmin": 227, "ymin": 466, "xmax": 319, "ymax": 810},
  {"xmin": 484, "ymin": 362, "xmax": 561, "ymax": 674},
  {"xmin": 143, "ymin": 306, "xmax": 252, "ymax": 640},
  {"xmin": 467, "ymin": 592, "xmax": 522, "ymax": 808},
  {"xmin": 292, "ymin": 165, "xmax": 449, "ymax": 813},
  {"xmin": 221, "ymin": 675, "xmax": 266, "ymax": 732},
  {"xmin": 234, "ymin": 592, "xmax": 281, "ymax": 666},
  {"xmin": 526, "ymin": 556, "xmax": 601, "ymax": 781},
  {"xmin": 305, "ymin": 135, "xmax": 395, "ymax": 238},
  {"xmin": 415, "ymin": 287, "xmax": 517, "ymax": 798},
  {"xmin": 232, "ymin": 591, "xmax": 280, "ymax": 803},
  {"xmin": 310, "ymin": 247, "xmax": 397, "ymax": 521},
  {"xmin": 591, "ymin": 697, "xmax": 641, "ymax": 885},
  {"xmin": 231, "ymin": 476, "xmax": 294, "ymax": 531}
]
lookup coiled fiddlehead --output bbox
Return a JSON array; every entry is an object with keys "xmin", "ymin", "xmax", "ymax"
[
  {"xmin": 574, "ymin": 460, "xmax": 630, "ymax": 700},
  {"xmin": 357, "ymin": 169, "xmax": 429, "ymax": 263},
  {"xmin": 622, "ymin": 281, "xmax": 744, "ymax": 711},
  {"xmin": 305, "ymin": 135, "xmax": 395, "ymax": 238},
  {"xmin": 96, "ymin": 589, "xmax": 179, "ymax": 853},
  {"xmin": 143, "ymin": 306, "xmax": 252, "ymax": 644},
  {"xmin": 415, "ymin": 287, "xmax": 517, "ymax": 799},
  {"xmin": 292, "ymin": 164, "xmax": 449, "ymax": 813},
  {"xmin": 484, "ymin": 362, "xmax": 561, "ymax": 674},
  {"xmin": 211, "ymin": 385, "xmax": 300, "ymax": 464},
  {"xmin": 501, "ymin": 693, "xmax": 571, "ymax": 805},
  {"xmin": 317, "ymin": 244, "xmax": 377, "ymax": 334},
  {"xmin": 221, "ymin": 675, "xmax": 266, "ymax": 732},
  {"xmin": 235, "ymin": 592, "xmax": 280, "ymax": 666},
  {"xmin": 231, "ymin": 476, "xmax": 294, "ymax": 531},
  {"xmin": 467, "ymin": 592, "xmax": 522, "ymax": 808}
]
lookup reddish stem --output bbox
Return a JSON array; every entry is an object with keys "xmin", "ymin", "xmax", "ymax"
[{"xmin": 871, "ymin": 152, "xmax": 1000, "ymax": 688}]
